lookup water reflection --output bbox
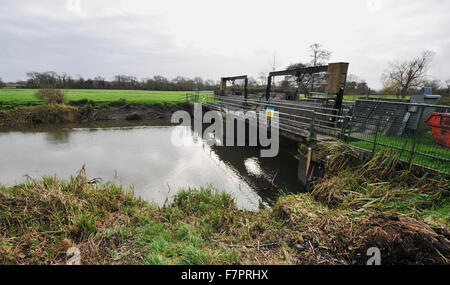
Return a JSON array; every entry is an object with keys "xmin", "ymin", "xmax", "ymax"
[{"xmin": 0, "ymin": 121, "xmax": 302, "ymax": 210}]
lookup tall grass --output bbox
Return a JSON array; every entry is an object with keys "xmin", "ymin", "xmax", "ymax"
[
  {"xmin": 312, "ymin": 142, "xmax": 450, "ymax": 226},
  {"xmin": 1, "ymin": 163, "xmax": 448, "ymax": 265}
]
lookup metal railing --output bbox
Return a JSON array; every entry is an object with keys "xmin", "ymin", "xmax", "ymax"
[
  {"xmin": 186, "ymin": 93, "xmax": 351, "ymax": 143},
  {"xmin": 347, "ymin": 99, "xmax": 450, "ymax": 175},
  {"xmin": 187, "ymin": 94, "xmax": 450, "ymax": 175}
]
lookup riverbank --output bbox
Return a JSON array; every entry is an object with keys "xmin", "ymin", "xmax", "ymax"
[
  {"xmin": 1, "ymin": 148, "xmax": 449, "ymax": 265},
  {"xmin": 0, "ymin": 102, "xmax": 190, "ymax": 127}
]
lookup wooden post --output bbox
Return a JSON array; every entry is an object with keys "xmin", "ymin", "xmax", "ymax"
[{"xmin": 327, "ymin": 62, "xmax": 349, "ymax": 116}]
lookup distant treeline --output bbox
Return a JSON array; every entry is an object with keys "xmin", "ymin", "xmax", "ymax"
[
  {"xmin": 4, "ymin": 71, "xmax": 373, "ymax": 95},
  {"xmin": 5, "ymin": 71, "xmax": 447, "ymax": 96},
  {"xmin": 21, "ymin": 72, "xmax": 220, "ymax": 91}
]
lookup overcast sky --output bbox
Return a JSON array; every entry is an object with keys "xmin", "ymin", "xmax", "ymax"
[{"xmin": 0, "ymin": 0, "xmax": 449, "ymax": 89}]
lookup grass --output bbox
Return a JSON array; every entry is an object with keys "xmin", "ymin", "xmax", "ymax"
[
  {"xmin": 0, "ymin": 89, "xmax": 213, "ymax": 109},
  {"xmin": 349, "ymin": 132, "xmax": 450, "ymax": 174},
  {"xmin": 0, "ymin": 167, "xmax": 289, "ymax": 265},
  {"xmin": 0, "ymin": 104, "xmax": 79, "ymax": 126},
  {"xmin": 1, "ymin": 156, "xmax": 449, "ymax": 265},
  {"xmin": 438, "ymin": 95, "xmax": 450, "ymax": 106},
  {"xmin": 313, "ymin": 143, "xmax": 450, "ymax": 227}
]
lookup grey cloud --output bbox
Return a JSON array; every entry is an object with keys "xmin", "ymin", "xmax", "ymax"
[{"xmin": 0, "ymin": 0, "xmax": 449, "ymax": 89}]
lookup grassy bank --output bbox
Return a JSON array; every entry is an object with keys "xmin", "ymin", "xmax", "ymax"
[
  {"xmin": 313, "ymin": 144, "xmax": 449, "ymax": 225},
  {"xmin": 0, "ymin": 101, "xmax": 189, "ymax": 127},
  {"xmin": 0, "ymin": 104, "xmax": 79, "ymax": 126},
  {"xmin": 1, "ymin": 151, "xmax": 449, "ymax": 265},
  {"xmin": 0, "ymin": 89, "xmax": 213, "ymax": 109}
]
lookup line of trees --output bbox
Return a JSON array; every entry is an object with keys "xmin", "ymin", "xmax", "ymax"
[{"xmin": 22, "ymin": 72, "xmax": 219, "ymax": 91}]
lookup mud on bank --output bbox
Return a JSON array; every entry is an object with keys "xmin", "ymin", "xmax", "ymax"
[{"xmin": 0, "ymin": 102, "xmax": 189, "ymax": 127}]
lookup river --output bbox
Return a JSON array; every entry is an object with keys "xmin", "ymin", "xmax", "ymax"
[{"xmin": 0, "ymin": 120, "xmax": 303, "ymax": 210}]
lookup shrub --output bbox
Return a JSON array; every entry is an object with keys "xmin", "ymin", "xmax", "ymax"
[{"xmin": 34, "ymin": 88, "xmax": 66, "ymax": 104}]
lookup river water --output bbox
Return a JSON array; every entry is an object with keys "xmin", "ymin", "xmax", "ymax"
[{"xmin": 0, "ymin": 120, "xmax": 302, "ymax": 210}]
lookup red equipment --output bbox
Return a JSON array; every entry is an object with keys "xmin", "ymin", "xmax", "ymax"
[{"xmin": 425, "ymin": 112, "xmax": 450, "ymax": 148}]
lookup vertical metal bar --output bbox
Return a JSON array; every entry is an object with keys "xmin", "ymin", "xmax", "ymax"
[
  {"xmin": 308, "ymin": 111, "xmax": 316, "ymax": 144},
  {"xmin": 244, "ymin": 78, "xmax": 248, "ymax": 100},
  {"xmin": 333, "ymin": 87, "xmax": 345, "ymax": 118},
  {"xmin": 265, "ymin": 76, "xmax": 272, "ymax": 101},
  {"xmin": 408, "ymin": 105, "xmax": 425, "ymax": 169},
  {"xmin": 347, "ymin": 112, "xmax": 355, "ymax": 142},
  {"xmin": 340, "ymin": 116, "xmax": 350, "ymax": 141},
  {"xmin": 372, "ymin": 102, "xmax": 384, "ymax": 154}
]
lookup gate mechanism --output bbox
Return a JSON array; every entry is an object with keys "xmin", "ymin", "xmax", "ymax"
[
  {"xmin": 219, "ymin": 75, "xmax": 248, "ymax": 99},
  {"xmin": 265, "ymin": 62, "xmax": 349, "ymax": 114}
]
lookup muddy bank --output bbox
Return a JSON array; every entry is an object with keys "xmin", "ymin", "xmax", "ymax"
[
  {"xmin": 0, "ymin": 104, "xmax": 78, "ymax": 126},
  {"xmin": 352, "ymin": 213, "xmax": 450, "ymax": 264},
  {"xmin": 93, "ymin": 103, "xmax": 189, "ymax": 121},
  {"xmin": 275, "ymin": 195, "xmax": 450, "ymax": 265},
  {"xmin": 0, "ymin": 103, "xmax": 190, "ymax": 126}
]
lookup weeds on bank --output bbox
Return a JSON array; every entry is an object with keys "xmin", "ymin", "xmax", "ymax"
[
  {"xmin": 312, "ymin": 142, "xmax": 450, "ymax": 226},
  {"xmin": 0, "ymin": 168, "xmax": 294, "ymax": 265},
  {"xmin": 0, "ymin": 104, "xmax": 78, "ymax": 126}
]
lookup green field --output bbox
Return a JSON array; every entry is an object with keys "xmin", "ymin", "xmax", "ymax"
[
  {"xmin": 0, "ymin": 89, "xmax": 213, "ymax": 108},
  {"xmin": 0, "ymin": 89, "xmax": 417, "ymax": 108}
]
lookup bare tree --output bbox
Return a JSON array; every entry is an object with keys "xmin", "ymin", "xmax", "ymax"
[
  {"xmin": 308, "ymin": 43, "xmax": 331, "ymax": 97},
  {"xmin": 0, "ymin": 77, "xmax": 5, "ymax": 88},
  {"xmin": 286, "ymin": 62, "xmax": 311, "ymax": 96},
  {"xmin": 382, "ymin": 50, "xmax": 434, "ymax": 98},
  {"xmin": 258, "ymin": 72, "xmax": 268, "ymax": 86},
  {"xmin": 57, "ymin": 72, "xmax": 69, "ymax": 89},
  {"xmin": 346, "ymin": 74, "xmax": 369, "ymax": 96},
  {"xmin": 309, "ymin": 43, "xmax": 331, "ymax": 67},
  {"xmin": 422, "ymin": 79, "xmax": 442, "ymax": 93}
]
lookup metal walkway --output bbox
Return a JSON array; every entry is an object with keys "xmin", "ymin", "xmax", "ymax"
[{"xmin": 187, "ymin": 93, "xmax": 351, "ymax": 143}]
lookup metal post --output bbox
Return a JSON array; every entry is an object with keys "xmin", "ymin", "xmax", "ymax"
[
  {"xmin": 244, "ymin": 78, "xmax": 248, "ymax": 100},
  {"xmin": 265, "ymin": 76, "xmax": 272, "ymax": 101},
  {"xmin": 408, "ymin": 105, "xmax": 425, "ymax": 169},
  {"xmin": 372, "ymin": 102, "xmax": 384, "ymax": 154},
  {"xmin": 340, "ymin": 116, "xmax": 350, "ymax": 141},
  {"xmin": 308, "ymin": 111, "xmax": 316, "ymax": 144},
  {"xmin": 334, "ymin": 87, "xmax": 345, "ymax": 117},
  {"xmin": 348, "ymin": 104, "xmax": 356, "ymax": 138}
]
